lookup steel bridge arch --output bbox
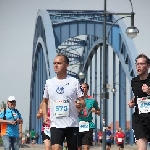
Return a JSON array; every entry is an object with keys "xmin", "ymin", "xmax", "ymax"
[{"xmin": 30, "ymin": 10, "xmax": 138, "ymax": 144}]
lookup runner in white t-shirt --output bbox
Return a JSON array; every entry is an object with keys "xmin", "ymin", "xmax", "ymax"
[{"xmin": 42, "ymin": 54, "xmax": 85, "ymax": 150}]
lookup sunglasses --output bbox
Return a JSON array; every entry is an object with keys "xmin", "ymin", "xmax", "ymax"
[{"xmin": 9, "ymin": 101, "xmax": 16, "ymax": 103}]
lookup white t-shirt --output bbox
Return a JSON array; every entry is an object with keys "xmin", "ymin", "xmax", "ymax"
[{"xmin": 43, "ymin": 76, "xmax": 83, "ymax": 128}]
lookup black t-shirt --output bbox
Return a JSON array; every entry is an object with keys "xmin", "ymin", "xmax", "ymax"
[{"xmin": 131, "ymin": 73, "xmax": 150, "ymax": 113}]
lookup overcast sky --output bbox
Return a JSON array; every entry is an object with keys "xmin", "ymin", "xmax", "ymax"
[{"xmin": 0, "ymin": 0, "xmax": 150, "ymax": 131}]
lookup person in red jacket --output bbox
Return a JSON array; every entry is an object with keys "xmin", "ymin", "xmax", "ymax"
[
  {"xmin": 115, "ymin": 127, "xmax": 125, "ymax": 150},
  {"xmin": 98, "ymin": 131, "xmax": 103, "ymax": 148}
]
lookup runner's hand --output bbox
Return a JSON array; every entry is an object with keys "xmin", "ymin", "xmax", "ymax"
[
  {"xmin": 43, "ymin": 116, "xmax": 49, "ymax": 125},
  {"xmin": 128, "ymin": 99, "xmax": 135, "ymax": 108},
  {"xmin": 142, "ymin": 84, "xmax": 150, "ymax": 94},
  {"xmin": 91, "ymin": 107, "xmax": 96, "ymax": 113},
  {"xmin": 75, "ymin": 101, "xmax": 83, "ymax": 111},
  {"xmin": 39, "ymin": 109, "xmax": 43, "ymax": 114}
]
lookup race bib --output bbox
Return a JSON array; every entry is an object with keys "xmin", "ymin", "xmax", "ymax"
[
  {"xmin": 118, "ymin": 138, "xmax": 122, "ymax": 142},
  {"xmin": 44, "ymin": 127, "xmax": 50, "ymax": 137},
  {"xmin": 79, "ymin": 121, "xmax": 89, "ymax": 132},
  {"xmin": 137, "ymin": 97, "xmax": 150, "ymax": 114},
  {"xmin": 106, "ymin": 135, "xmax": 110, "ymax": 140},
  {"xmin": 53, "ymin": 100, "xmax": 69, "ymax": 117}
]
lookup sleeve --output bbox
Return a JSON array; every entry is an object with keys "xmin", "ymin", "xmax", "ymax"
[
  {"xmin": 76, "ymin": 80, "xmax": 84, "ymax": 98},
  {"xmin": 0, "ymin": 110, "xmax": 4, "ymax": 119},
  {"xmin": 124, "ymin": 133, "xmax": 126, "ymax": 138},
  {"xmin": 93, "ymin": 99, "xmax": 99, "ymax": 109},
  {"xmin": 43, "ymin": 80, "xmax": 49, "ymax": 99},
  {"xmin": 17, "ymin": 110, "xmax": 23, "ymax": 120},
  {"xmin": 131, "ymin": 79, "xmax": 134, "ymax": 93}
]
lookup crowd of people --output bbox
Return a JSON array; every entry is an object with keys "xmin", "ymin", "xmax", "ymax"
[
  {"xmin": 0, "ymin": 53, "xmax": 150, "ymax": 150},
  {"xmin": 25, "ymin": 129, "xmax": 39, "ymax": 146},
  {"xmin": 96, "ymin": 127, "xmax": 126, "ymax": 150}
]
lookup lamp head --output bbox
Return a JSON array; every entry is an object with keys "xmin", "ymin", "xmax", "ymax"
[
  {"xmin": 111, "ymin": 88, "xmax": 117, "ymax": 93},
  {"xmin": 78, "ymin": 71, "xmax": 85, "ymax": 80},
  {"xmin": 126, "ymin": 26, "xmax": 139, "ymax": 38}
]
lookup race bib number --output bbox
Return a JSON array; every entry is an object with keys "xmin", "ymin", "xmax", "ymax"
[
  {"xmin": 106, "ymin": 135, "xmax": 110, "ymax": 140},
  {"xmin": 79, "ymin": 121, "xmax": 89, "ymax": 132},
  {"xmin": 118, "ymin": 138, "xmax": 122, "ymax": 142},
  {"xmin": 137, "ymin": 97, "xmax": 150, "ymax": 114},
  {"xmin": 54, "ymin": 100, "xmax": 69, "ymax": 117},
  {"xmin": 44, "ymin": 127, "xmax": 50, "ymax": 137}
]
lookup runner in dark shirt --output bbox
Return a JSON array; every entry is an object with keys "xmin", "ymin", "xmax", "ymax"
[{"xmin": 128, "ymin": 54, "xmax": 150, "ymax": 150}]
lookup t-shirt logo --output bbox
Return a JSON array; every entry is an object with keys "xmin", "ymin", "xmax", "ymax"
[
  {"xmin": 80, "ymin": 85, "xmax": 84, "ymax": 93},
  {"xmin": 13, "ymin": 113, "xmax": 17, "ymax": 116},
  {"xmin": 56, "ymin": 86, "xmax": 64, "ymax": 94}
]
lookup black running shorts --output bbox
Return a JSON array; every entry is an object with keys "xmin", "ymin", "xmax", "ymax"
[
  {"xmin": 78, "ymin": 129, "xmax": 93, "ymax": 146},
  {"xmin": 117, "ymin": 143, "xmax": 124, "ymax": 148},
  {"xmin": 50, "ymin": 127, "xmax": 79, "ymax": 150},
  {"xmin": 41, "ymin": 131, "xmax": 50, "ymax": 141},
  {"xmin": 132, "ymin": 112, "xmax": 150, "ymax": 141}
]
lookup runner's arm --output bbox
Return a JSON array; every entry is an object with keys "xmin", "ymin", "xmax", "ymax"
[
  {"xmin": 78, "ymin": 96, "xmax": 85, "ymax": 108},
  {"xmin": 37, "ymin": 103, "xmax": 43, "ymax": 119},
  {"xmin": 36, "ymin": 110, "xmax": 43, "ymax": 119},
  {"xmin": 93, "ymin": 100, "xmax": 100, "ymax": 115},
  {"xmin": 42, "ymin": 98, "xmax": 48, "ymax": 121},
  {"xmin": 42, "ymin": 81, "xmax": 49, "ymax": 121}
]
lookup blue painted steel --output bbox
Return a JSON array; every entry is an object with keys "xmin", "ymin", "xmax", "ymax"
[
  {"xmin": 119, "ymin": 62, "xmax": 126, "ymax": 138},
  {"xmin": 105, "ymin": 45, "xmax": 109, "ymax": 126},
  {"xmin": 95, "ymin": 50, "xmax": 97, "ymax": 140},
  {"xmin": 90, "ymin": 57, "xmax": 92, "ymax": 96},
  {"xmin": 100, "ymin": 46, "xmax": 103, "ymax": 132},
  {"xmin": 130, "ymin": 90, "xmax": 134, "ymax": 146},
  {"xmin": 85, "ymin": 68, "xmax": 88, "ymax": 83},
  {"xmin": 30, "ymin": 10, "xmax": 139, "ymax": 143},
  {"xmin": 113, "ymin": 52, "xmax": 116, "ymax": 144},
  {"xmin": 36, "ymin": 49, "xmax": 39, "ymax": 135}
]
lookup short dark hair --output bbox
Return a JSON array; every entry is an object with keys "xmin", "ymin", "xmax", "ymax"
[
  {"xmin": 82, "ymin": 83, "xmax": 89, "ymax": 90},
  {"xmin": 135, "ymin": 54, "xmax": 150, "ymax": 64},
  {"xmin": 56, "ymin": 54, "xmax": 69, "ymax": 64}
]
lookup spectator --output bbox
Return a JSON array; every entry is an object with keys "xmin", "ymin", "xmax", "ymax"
[
  {"xmin": 115, "ymin": 127, "xmax": 125, "ymax": 150},
  {"xmin": 98, "ymin": 131, "xmax": 103, "ymax": 148},
  {"xmin": 126, "ymin": 130, "xmax": 130, "ymax": 145},
  {"xmin": 106, "ymin": 127, "xmax": 112, "ymax": 150},
  {"xmin": 26, "ymin": 132, "xmax": 30, "ymax": 144},
  {"xmin": 0, "ymin": 96, "xmax": 23, "ymax": 150},
  {"xmin": 35, "ymin": 132, "xmax": 39, "ymax": 144},
  {"xmin": 30, "ymin": 128, "xmax": 36, "ymax": 147}
]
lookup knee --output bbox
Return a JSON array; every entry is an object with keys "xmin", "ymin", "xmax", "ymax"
[{"xmin": 45, "ymin": 146, "xmax": 50, "ymax": 150}]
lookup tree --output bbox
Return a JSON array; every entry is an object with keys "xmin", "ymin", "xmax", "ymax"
[{"xmin": 0, "ymin": 101, "xmax": 6, "ymax": 109}]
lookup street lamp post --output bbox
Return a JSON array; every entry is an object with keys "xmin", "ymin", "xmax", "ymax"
[
  {"xmin": 26, "ymin": 122, "xmax": 29, "ymax": 133},
  {"xmin": 102, "ymin": 0, "xmax": 138, "ymax": 150},
  {"xmin": 111, "ymin": 82, "xmax": 127, "ymax": 138}
]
